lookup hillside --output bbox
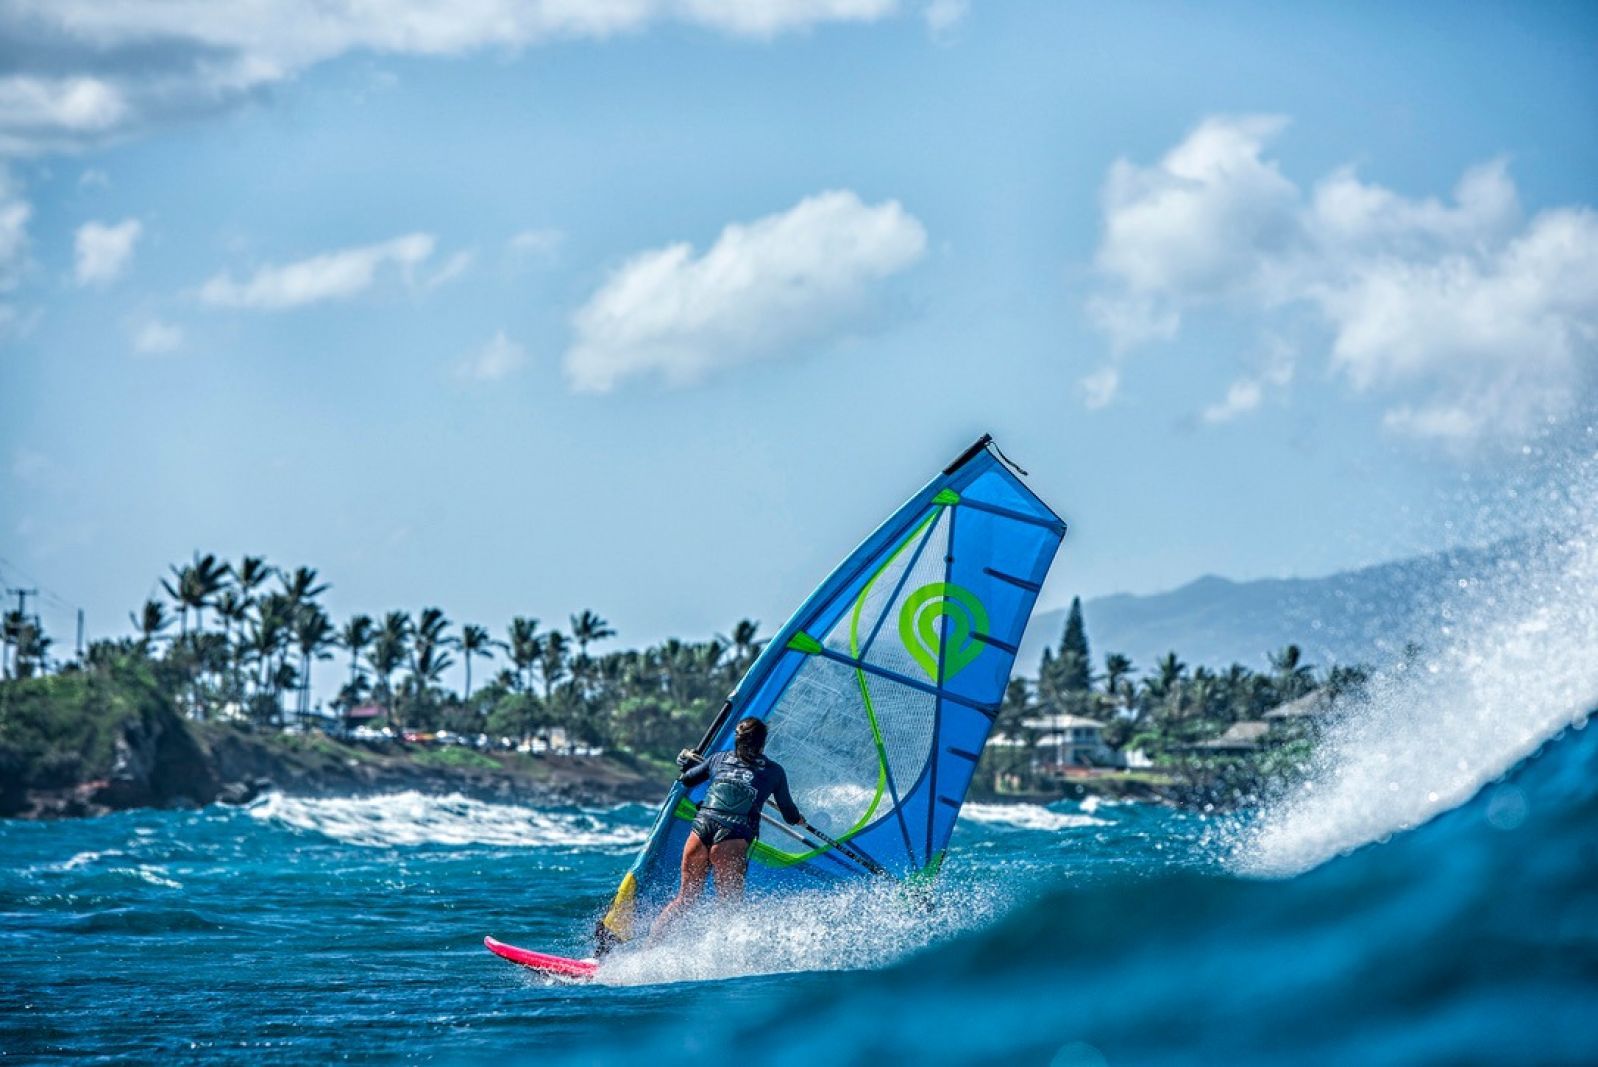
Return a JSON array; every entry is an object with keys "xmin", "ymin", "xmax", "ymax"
[{"xmin": 1019, "ymin": 539, "xmax": 1513, "ymax": 675}]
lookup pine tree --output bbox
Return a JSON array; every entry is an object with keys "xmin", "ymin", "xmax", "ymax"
[{"xmin": 1058, "ymin": 596, "xmax": 1092, "ymax": 693}]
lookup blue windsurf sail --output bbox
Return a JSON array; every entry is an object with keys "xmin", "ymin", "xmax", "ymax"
[{"xmin": 598, "ymin": 434, "xmax": 1066, "ymax": 944}]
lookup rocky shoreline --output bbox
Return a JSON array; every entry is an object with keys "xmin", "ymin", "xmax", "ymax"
[{"xmin": 2, "ymin": 704, "xmax": 669, "ymax": 821}]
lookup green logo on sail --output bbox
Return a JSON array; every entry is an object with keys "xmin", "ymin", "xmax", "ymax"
[{"xmin": 899, "ymin": 582, "xmax": 989, "ymax": 681}]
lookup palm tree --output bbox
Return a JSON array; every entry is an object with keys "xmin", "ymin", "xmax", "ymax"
[
  {"xmin": 369, "ymin": 611, "xmax": 411, "ymax": 732},
  {"xmin": 213, "ymin": 589, "xmax": 249, "ymax": 706},
  {"xmin": 130, "ymin": 600, "xmax": 172, "ymax": 652},
  {"xmin": 278, "ymin": 565, "xmax": 329, "ymax": 607},
  {"xmin": 540, "ymin": 631, "xmax": 570, "ymax": 700},
  {"xmin": 1268, "ymin": 643, "xmax": 1315, "ymax": 701},
  {"xmin": 1104, "ymin": 653, "xmax": 1133, "ymax": 695},
  {"xmin": 459, "ymin": 623, "xmax": 495, "ymax": 699},
  {"xmin": 234, "ymin": 556, "xmax": 272, "ymax": 606},
  {"xmin": 718, "ymin": 618, "xmax": 763, "ymax": 678},
  {"xmin": 1154, "ymin": 651, "xmax": 1186, "ymax": 691},
  {"xmin": 505, "ymin": 617, "xmax": 542, "ymax": 693},
  {"xmin": 291, "ymin": 603, "xmax": 337, "ymax": 720},
  {"xmin": 570, "ymin": 610, "xmax": 615, "ymax": 657},
  {"xmin": 162, "ymin": 552, "xmax": 228, "ymax": 635},
  {"xmin": 409, "ymin": 608, "xmax": 455, "ymax": 717},
  {"xmin": 339, "ymin": 614, "xmax": 375, "ymax": 687},
  {"xmin": 1143, "ymin": 651, "xmax": 1187, "ymax": 722},
  {"xmin": 247, "ymin": 593, "xmax": 294, "ymax": 724}
]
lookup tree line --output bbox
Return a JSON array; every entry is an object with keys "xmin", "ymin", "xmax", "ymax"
[
  {"xmin": 995, "ymin": 596, "xmax": 1367, "ymax": 757},
  {"xmin": 6, "ymin": 555, "xmax": 1364, "ymax": 775},
  {"xmin": 23, "ymin": 552, "xmax": 759, "ymax": 763}
]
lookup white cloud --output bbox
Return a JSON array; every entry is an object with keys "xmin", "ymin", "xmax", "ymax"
[
  {"xmin": 0, "ymin": 169, "xmax": 29, "ymax": 334},
  {"xmin": 424, "ymin": 248, "xmax": 473, "ymax": 289},
  {"xmin": 508, "ymin": 228, "xmax": 563, "ymax": 261},
  {"xmin": 0, "ymin": 168, "xmax": 30, "ymax": 292},
  {"xmin": 1202, "ymin": 339, "xmax": 1295, "ymax": 425},
  {"xmin": 1087, "ymin": 115, "xmax": 1598, "ymax": 445},
  {"xmin": 924, "ymin": 0, "xmax": 969, "ymax": 40},
  {"xmin": 0, "ymin": 1, "xmax": 900, "ymax": 156},
  {"xmin": 565, "ymin": 189, "xmax": 927, "ymax": 392},
  {"xmin": 1202, "ymin": 379, "xmax": 1263, "ymax": 424},
  {"xmin": 132, "ymin": 317, "xmax": 183, "ymax": 354},
  {"xmin": 457, "ymin": 329, "xmax": 527, "ymax": 382},
  {"xmin": 74, "ymin": 218, "xmax": 142, "ymax": 284},
  {"xmin": 0, "ymin": 75, "xmax": 127, "ymax": 153},
  {"xmin": 198, "ymin": 232, "xmax": 435, "ymax": 309},
  {"xmin": 1079, "ymin": 365, "xmax": 1120, "ymax": 410}
]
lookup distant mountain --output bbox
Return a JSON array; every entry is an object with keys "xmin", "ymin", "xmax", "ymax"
[{"xmin": 1018, "ymin": 540, "xmax": 1516, "ymax": 677}]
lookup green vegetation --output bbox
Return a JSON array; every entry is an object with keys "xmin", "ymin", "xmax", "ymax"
[
  {"xmin": 410, "ymin": 745, "xmax": 501, "ymax": 772},
  {"xmin": 1, "ymin": 552, "xmax": 763, "ymax": 773},
  {"xmin": 2, "ymin": 551, "xmax": 1367, "ymax": 811},
  {"xmin": 0, "ymin": 653, "xmax": 176, "ymax": 793},
  {"xmin": 984, "ymin": 598, "xmax": 1370, "ymax": 806}
]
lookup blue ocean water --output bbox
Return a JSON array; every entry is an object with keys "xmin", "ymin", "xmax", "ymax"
[{"xmin": 3, "ymin": 710, "xmax": 1594, "ymax": 1066}]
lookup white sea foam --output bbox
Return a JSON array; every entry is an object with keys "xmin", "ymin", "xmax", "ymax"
[
  {"xmin": 961, "ymin": 803, "xmax": 1109, "ymax": 832},
  {"xmin": 126, "ymin": 865, "xmax": 183, "ymax": 889},
  {"xmin": 1237, "ymin": 445, "xmax": 1598, "ymax": 876},
  {"xmin": 54, "ymin": 849, "xmax": 121, "ymax": 871},
  {"xmin": 245, "ymin": 791, "xmax": 649, "ymax": 850},
  {"xmin": 595, "ymin": 876, "xmax": 1013, "ymax": 987}
]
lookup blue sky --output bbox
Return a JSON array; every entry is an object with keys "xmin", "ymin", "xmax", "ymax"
[{"xmin": 1, "ymin": 0, "xmax": 1595, "ymax": 674}]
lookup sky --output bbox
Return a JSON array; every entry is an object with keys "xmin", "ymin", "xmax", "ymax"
[{"xmin": 1, "ymin": 0, "xmax": 1595, "ymax": 679}]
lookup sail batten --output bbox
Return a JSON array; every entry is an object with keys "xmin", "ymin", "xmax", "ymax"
[{"xmin": 598, "ymin": 436, "xmax": 1066, "ymax": 944}]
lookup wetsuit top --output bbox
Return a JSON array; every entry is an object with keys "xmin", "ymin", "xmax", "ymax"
[{"xmin": 680, "ymin": 751, "xmax": 802, "ymax": 834}]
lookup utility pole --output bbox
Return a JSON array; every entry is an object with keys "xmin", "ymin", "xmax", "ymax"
[
  {"xmin": 6, "ymin": 587, "xmax": 34, "ymax": 618},
  {"xmin": 77, "ymin": 609, "xmax": 86, "ymax": 661}
]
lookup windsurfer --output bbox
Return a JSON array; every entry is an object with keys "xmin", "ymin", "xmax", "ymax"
[{"xmin": 647, "ymin": 718, "xmax": 803, "ymax": 940}]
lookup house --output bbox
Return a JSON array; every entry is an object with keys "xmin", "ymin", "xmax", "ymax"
[{"xmin": 1019, "ymin": 713, "xmax": 1113, "ymax": 767}]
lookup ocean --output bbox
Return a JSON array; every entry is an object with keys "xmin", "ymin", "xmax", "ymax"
[{"xmin": 3, "ymin": 709, "xmax": 1594, "ymax": 1065}]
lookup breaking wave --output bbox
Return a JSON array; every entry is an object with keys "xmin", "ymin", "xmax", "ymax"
[
  {"xmin": 960, "ymin": 803, "xmax": 1110, "ymax": 832},
  {"xmin": 1236, "ymin": 447, "xmax": 1598, "ymax": 875},
  {"xmin": 595, "ymin": 876, "xmax": 1018, "ymax": 987},
  {"xmin": 245, "ymin": 791, "xmax": 650, "ymax": 851}
]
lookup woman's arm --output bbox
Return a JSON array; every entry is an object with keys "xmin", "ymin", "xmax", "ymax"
[{"xmin": 772, "ymin": 768, "xmax": 804, "ymax": 824}]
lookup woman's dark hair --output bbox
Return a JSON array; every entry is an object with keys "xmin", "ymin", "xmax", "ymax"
[{"xmin": 734, "ymin": 718, "xmax": 767, "ymax": 760}]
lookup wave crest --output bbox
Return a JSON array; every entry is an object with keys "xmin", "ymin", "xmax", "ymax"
[{"xmin": 245, "ymin": 791, "xmax": 649, "ymax": 850}]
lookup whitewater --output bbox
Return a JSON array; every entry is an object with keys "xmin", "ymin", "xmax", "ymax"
[{"xmin": 5, "ymin": 448, "xmax": 1597, "ymax": 1064}]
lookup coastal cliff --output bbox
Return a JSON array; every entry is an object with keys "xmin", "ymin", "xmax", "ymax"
[{"xmin": 0, "ymin": 660, "xmax": 666, "ymax": 820}]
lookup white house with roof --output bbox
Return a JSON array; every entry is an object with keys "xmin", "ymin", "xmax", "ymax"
[{"xmin": 1019, "ymin": 713, "xmax": 1114, "ymax": 767}]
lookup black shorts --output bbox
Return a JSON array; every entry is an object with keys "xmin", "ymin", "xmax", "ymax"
[{"xmin": 691, "ymin": 813, "xmax": 755, "ymax": 848}]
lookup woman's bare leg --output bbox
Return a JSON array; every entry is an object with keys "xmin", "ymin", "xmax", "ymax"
[
  {"xmin": 709, "ymin": 838, "xmax": 750, "ymax": 902},
  {"xmin": 648, "ymin": 833, "xmax": 710, "ymax": 941}
]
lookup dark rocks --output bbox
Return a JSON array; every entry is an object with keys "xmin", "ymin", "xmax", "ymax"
[
  {"xmin": 216, "ymin": 777, "xmax": 273, "ymax": 806},
  {"xmin": 88, "ymin": 704, "xmax": 219, "ymax": 811}
]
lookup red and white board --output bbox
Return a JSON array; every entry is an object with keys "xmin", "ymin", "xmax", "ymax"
[{"xmin": 483, "ymin": 936, "xmax": 599, "ymax": 981}]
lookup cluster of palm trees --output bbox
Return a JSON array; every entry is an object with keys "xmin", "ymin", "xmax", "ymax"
[
  {"xmin": 128, "ymin": 553, "xmax": 346, "ymax": 724},
  {"xmin": 113, "ymin": 552, "xmax": 772, "ymax": 761},
  {"xmin": 989, "ymin": 602, "xmax": 1347, "ymax": 754},
  {"xmin": 991, "ymin": 594, "xmax": 1368, "ymax": 784}
]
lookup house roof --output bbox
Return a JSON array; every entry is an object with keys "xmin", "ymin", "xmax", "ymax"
[
  {"xmin": 1194, "ymin": 721, "xmax": 1270, "ymax": 749},
  {"xmin": 1264, "ymin": 690, "xmax": 1333, "ymax": 720},
  {"xmin": 1019, "ymin": 714, "xmax": 1105, "ymax": 730}
]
